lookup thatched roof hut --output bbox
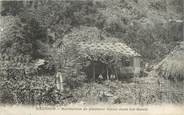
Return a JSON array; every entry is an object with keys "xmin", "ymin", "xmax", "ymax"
[
  {"xmin": 61, "ymin": 26, "xmax": 141, "ymax": 80},
  {"xmin": 157, "ymin": 41, "xmax": 184, "ymax": 81}
]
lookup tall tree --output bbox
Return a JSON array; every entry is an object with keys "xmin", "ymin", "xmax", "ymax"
[{"xmin": 1, "ymin": 1, "xmax": 24, "ymax": 16}]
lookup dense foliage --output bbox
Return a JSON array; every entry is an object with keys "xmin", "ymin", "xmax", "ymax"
[{"xmin": 1, "ymin": 0, "xmax": 183, "ymax": 62}]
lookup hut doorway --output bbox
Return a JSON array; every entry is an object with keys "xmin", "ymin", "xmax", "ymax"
[{"xmin": 83, "ymin": 61, "xmax": 116, "ymax": 81}]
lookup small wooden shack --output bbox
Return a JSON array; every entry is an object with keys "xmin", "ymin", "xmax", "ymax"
[
  {"xmin": 61, "ymin": 26, "xmax": 142, "ymax": 81},
  {"xmin": 77, "ymin": 41, "xmax": 141, "ymax": 81}
]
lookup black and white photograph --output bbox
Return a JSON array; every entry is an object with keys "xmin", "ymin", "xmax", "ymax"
[{"xmin": 0, "ymin": 0, "xmax": 183, "ymax": 114}]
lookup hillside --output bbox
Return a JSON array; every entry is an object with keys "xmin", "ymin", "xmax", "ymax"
[{"xmin": 98, "ymin": 0, "xmax": 183, "ymax": 63}]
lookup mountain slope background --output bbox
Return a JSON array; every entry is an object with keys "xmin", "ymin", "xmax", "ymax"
[
  {"xmin": 0, "ymin": 0, "xmax": 183, "ymax": 63},
  {"xmin": 98, "ymin": 0, "xmax": 183, "ymax": 63}
]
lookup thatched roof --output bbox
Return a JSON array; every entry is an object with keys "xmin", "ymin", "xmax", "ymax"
[
  {"xmin": 157, "ymin": 41, "xmax": 184, "ymax": 80},
  {"xmin": 78, "ymin": 42, "xmax": 140, "ymax": 58},
  {"xmin": 62, "ymin": 26, "xmax": 140, "ymax": 61}
]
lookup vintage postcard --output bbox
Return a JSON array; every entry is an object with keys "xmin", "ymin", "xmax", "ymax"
[{"xmin": 0, "ymin": 0, "xmax": 183, "ymax": 115}]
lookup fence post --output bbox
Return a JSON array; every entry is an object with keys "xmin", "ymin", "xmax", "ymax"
[{"xmin": 56, "ymin": 72, "xmax": 64, "ymax": 92}]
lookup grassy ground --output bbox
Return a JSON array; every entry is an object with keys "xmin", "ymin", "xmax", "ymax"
[
  {"xmin": 71, "ymin": 77, "xmax": 160, "ymax": 105},
  {"xmin": 0, "ymin": 73, "xmax": 183, "ymax": 105},
  {"xmin": 70, "ymin": 76, "xmax": 184, "ymax": 105}
]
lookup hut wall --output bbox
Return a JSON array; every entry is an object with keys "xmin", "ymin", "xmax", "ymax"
[
  {"xmin": 119, "ymin": 57, "xmax": 133, "ymax": 73},
  {"xmin": 133, "ymin": 56, "xmax": 141, "ymax": 76}
]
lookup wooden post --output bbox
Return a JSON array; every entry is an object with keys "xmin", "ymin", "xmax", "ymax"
[
  {"xmin": 115, "ymin": 68, "xmax": 118, "ymax": 80},
  {"xmin": 106, "ymin": 65, "xmax": 109, "ymax": 80},
  {"xmin": 133, "ymin": 56, "xmax": 141, "ymax": 77}
]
